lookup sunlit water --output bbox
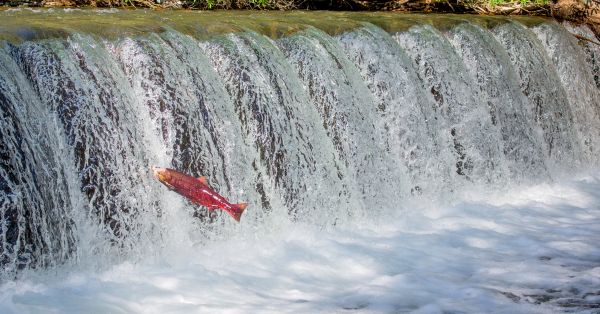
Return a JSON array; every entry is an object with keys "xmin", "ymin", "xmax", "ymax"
[
  {"xmin": 3, "ymin": 171, "xmax": 600, "ymax": 313},
  {"xmin": 1, "ymin": 9, "xmax": 599, "ymax": 313}
]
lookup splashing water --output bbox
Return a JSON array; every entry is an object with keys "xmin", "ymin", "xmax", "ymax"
[{"xmin": 0, "ymin": 9, "xmax": 599, "ymax": 313}]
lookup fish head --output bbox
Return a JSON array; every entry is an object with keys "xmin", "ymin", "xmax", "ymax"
[{"xmin": 152, "ymin": 167, "xmax": 172, "ymax": 184}]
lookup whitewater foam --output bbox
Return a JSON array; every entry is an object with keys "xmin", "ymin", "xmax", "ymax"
[{"xmin": 2, "ymin": 170, "xmax": 600, "ymax": 313}]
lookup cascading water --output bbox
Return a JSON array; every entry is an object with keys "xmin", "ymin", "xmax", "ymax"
[{"xmin": 1, "ymin": 9, "xmax": 600, "ymax": 312}]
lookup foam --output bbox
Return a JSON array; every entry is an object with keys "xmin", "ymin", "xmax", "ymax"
[{"xmin": 3, "ymin": 171, "xmax": 600, "ymax": 313}]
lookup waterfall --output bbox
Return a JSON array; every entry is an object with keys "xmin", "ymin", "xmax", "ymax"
[{"xmin": 0, "ymin": 9, "xmax": 598, "ymax": 281}]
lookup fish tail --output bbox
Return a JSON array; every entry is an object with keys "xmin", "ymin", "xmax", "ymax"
[{"xmin": 231, "ymin": 203, "xmax": 248, "ymax": 222}]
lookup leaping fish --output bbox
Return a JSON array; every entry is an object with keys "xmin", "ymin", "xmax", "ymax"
[{"xmin": 152, "ymin": 167, "xmax": 248, "ymax": 222}]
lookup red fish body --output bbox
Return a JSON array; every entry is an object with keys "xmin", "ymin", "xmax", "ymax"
[{"xmin": 152, "ymin": 167, "xmax": 248, "ymax": 222}]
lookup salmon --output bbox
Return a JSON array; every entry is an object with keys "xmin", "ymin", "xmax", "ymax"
[{"xmin": 152, "ymin": 167, "xmax": 248, "ymax": 222}]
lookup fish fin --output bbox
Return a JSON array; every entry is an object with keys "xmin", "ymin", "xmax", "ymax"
[
  {"xmin": 196, "ymin": 176, "xmax": 208, "ymax": 186},
  {"xmin": 207, "ymin": 205, "xmax": 219, "ymax": 212},
  {"xmin": 230, "ymin": 203, "xmax": 248, "ymax": 222}
]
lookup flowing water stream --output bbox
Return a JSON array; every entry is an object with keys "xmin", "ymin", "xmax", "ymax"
[{"xmin": 1, "ymin": 9, "xmax": 600, "ymax": 313}]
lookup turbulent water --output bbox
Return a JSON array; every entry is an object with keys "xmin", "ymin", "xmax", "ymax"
[{"xmin": 1, "ymin": 9, "xmax": 600, "ymax": 313}]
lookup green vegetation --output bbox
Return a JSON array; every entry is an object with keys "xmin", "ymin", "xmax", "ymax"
[
  {"xmin": 0, "ymin": 0, "xmax": 585, "ymax": 20},
  {"xmin": 0, "ymin": 0, "xmax": 275, "ymax": 10}
]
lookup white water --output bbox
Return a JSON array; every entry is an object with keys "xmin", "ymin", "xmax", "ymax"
[
  {"xmin": 1, "ymin": 10, "xmax": 600, "ymax": 313},
  {"xmin": 2, "ymin": 170, "xmax": 600, "ymax": 313}
]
